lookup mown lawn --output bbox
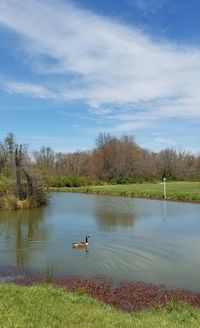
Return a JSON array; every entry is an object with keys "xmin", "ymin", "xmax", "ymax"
[
  {"xmin": 50, "ymin": 181, "xmax": 200, "ymax": 202},
  {"xmin": 1, "ymin": 284, "xmax": 200, "ymax": 328}
]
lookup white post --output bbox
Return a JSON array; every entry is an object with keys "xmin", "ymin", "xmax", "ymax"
[{"xmin": 163, "ymin": 177, "xmax": 167, "ymax": 199}]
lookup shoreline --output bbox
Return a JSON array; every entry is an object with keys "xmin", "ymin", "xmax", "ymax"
[
  {"xmin": 49, "ymin": 187, "xmax": 200, "ymax": 205},
  {"xmin": 1, "ymin": 266, "xmax": 200, "ymax": 312}
]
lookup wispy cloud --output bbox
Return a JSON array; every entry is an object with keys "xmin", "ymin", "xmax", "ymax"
[
  {"xmin": 0, "ymin": 0, "xmax": 200, "ymax": 132},
  {"xmin": 127, "ymin": 0, "xmax": 168, "ymax": 13},
  {"xmin": 154, "ymin": 137, "xmax": 178, "ymax": 146},
  {"xmin": 3, "ymin": 80, "xmax": 53, "ymax": 99}
]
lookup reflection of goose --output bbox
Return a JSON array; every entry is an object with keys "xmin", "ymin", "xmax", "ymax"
[{"xmin": 72, "ymin": 235, "xmax": 90, "ymax": 248}]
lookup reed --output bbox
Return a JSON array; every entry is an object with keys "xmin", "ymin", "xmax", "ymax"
[{"xmin": 42, "ymin": 264, "xmax": 54, "ymax": 284}]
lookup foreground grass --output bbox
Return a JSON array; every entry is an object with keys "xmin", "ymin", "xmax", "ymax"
[
  {"xmin": 1, "ymin": 284, "xmax": 200, "ymax": 328},
  {"xmin": 50, "ymin": 181, "xmax": 200, "ymax": 202}
]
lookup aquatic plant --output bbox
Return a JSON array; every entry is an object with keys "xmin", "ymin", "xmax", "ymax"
[{"xmin": 42, "ymin": 264, "xmax": 54, "ymax": 284}]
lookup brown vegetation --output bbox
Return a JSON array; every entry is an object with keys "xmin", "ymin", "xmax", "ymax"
[
  {"xmin": 11, "ymin": 272, "xmax": 200, "ymax": 312},
  {"xmin": 1, "ymin": 132, "xmax": 200, "ymax": 195},
  {"xmin": 32, "ymin": 133, "xmax": 200, "ymax": 183}
]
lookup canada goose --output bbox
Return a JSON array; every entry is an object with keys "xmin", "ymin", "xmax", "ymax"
[{"xmin": 72, "ymin": 235, "xmax": 90, "ymax": 248}]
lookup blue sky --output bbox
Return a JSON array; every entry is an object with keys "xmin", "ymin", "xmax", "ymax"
[{"xmin": 0, "ymin": 0, "xmax": 200, "ymax": 153}]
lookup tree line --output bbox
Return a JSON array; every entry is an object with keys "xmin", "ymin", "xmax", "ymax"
[
  {"xmin": 1, "ymin": 132, "xmax": 200, "ymax": 195},
  {"xmin": 31, "ymin": 133, "xmax": 200, "ymax": 184}
]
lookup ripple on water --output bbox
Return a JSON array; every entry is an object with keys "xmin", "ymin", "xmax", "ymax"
[{"xmin": 89, "ymin": 235, "xmax": 180, "ymax": 277}]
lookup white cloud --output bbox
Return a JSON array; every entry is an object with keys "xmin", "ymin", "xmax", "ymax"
[
  {"xmin": 3, "ymin": 80, "xmax": 53, "ymax": 99},
  {"xmin": 0, "ymin": 0, "xmax": 200, "ymax": 132}
]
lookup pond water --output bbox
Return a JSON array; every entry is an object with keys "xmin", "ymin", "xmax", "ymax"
[{"xmin": 0, "ymin": 192, "xmax": 200, "ymax": 290}]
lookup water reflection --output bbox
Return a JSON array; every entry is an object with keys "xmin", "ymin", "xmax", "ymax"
[
  {"xmin": 162, "ymin": 201, "xmax": 167, "ymax": 222},
  {"xmin": 1, "ymin": 193, "xmax": 200, "ymax": 291},
  {"xmin": 0, "ymin": 207, "xmax": 48, "ymax": 267},
  {"xmin": 94, "ymin": 196, "xmax": 136, "ymax": 230}
]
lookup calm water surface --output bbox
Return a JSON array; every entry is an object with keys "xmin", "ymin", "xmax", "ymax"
[{"xmin": 0, "ymin": 192, "xmax": 200, "ymax": 290}]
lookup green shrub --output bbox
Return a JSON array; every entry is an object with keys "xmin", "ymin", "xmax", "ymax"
[
  {"xmin": 0, "ymin": 176, "xmax": 14, "ymax": 196},
  {"xmin": 111, "ymin": 177, "xmax": 134, "ymax": 184},
  {"xmin": 47, "ymin": 176, "xmax": 101, "ymax": 188}
]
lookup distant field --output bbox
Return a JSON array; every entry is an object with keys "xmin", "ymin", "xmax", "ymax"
[
  {"xmin": 1, "ymin": 284, "xmax": 200, "ymax": 328},
  {"xmin": 50, "ymin": 182, "xmax": 200, "ymax": 202}
]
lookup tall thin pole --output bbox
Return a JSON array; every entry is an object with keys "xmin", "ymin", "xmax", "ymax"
[{"xmin": 163, "ymin": 177, "xmax": 167, "ymax": 199}]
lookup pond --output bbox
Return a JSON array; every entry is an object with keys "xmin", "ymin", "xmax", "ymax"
[{"xmin": 0, "ymin": 192, "xmax": 200, "ymax": 290}]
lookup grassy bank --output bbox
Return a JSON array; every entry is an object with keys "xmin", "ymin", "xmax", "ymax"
[
  {"xmin": 1, "ymin": 284, "xmax": 200, "ymax": 328},
  {"xmin": 49, "ymin": 181, "xmax": 200, "ymax": 202},
  {"xmin": 0, "ymin": 195, "xmax": 47, "ymax": 210},
  {"xmin": 0, "ymin": 176, "xmax": 47, "ymax": 210}
]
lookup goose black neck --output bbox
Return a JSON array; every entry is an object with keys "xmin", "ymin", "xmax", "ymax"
[{"xmin": 86, "ymin": 236, "xmax": 88, "ymax": 243}]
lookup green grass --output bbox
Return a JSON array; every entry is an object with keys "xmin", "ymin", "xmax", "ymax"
[
  {"xmin": 0, "ymin": 284, "xmax": 200, "ymax": 328},
  {"xmin": 42, "ymin": 264, "xmax": 54, "ymax": 284},
  {"xmin": 49, "ymin": 181, "xmax": 200, "ymax": 202}
]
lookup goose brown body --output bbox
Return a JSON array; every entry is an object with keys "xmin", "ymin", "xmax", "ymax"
[{"xmin": 72, "ymin": 235, "xmax": 90, "ymax": 248}]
